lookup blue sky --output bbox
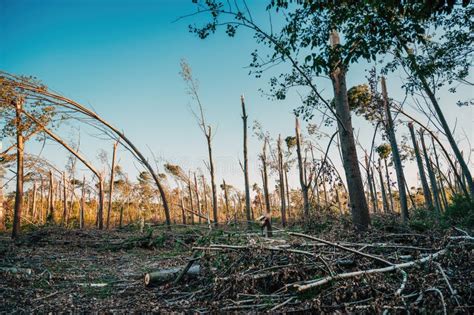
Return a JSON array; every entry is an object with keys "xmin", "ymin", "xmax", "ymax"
[{"xmin": 1, "ymin": 0, "xmax": 472, "ymax": 192}]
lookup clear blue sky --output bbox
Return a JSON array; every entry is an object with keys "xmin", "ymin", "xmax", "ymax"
[{"xmin": 1, "ymin": 0, "xmax": 472, "ymax": 192}]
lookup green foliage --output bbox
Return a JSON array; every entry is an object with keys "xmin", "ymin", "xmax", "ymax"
[
  {"xmin": 442, "ymin": 195, "xmax": 474, "ymax": 228},
  {"xmin": 376, "ymin": 143, "xmax": 392, "ymax": 160}
]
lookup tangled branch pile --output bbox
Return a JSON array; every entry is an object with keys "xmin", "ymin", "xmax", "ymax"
[{"xmin": 155, "ymin": 227, "xmax": 473, "ymax": 313}]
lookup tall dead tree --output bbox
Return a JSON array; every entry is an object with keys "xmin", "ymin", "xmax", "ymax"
[
  {"xmin": 261, "ymin": 140, "xmax": 271, "ymax": 217},
  {"xmin": 381, "ymin": 77, "xmax": 409, "ymax": 222},
  {"xmin": 240, "ymin": 95, "xmax": 252, "ymax": 226},
  {"xmin": 222, "ymin": 180, "xmax": 230, "ymax": 222},
  {"xmin": 48, "ymin": 170, "xmax": 54, "ymax": 222},
  {"xmin": 277, "ymin": 135, "xmax": 287, "ymax": 227},
  {"xmin": 408, "ymin": 122, "xmax": 433, "ymax": 209},
  {"xmin": 378, "ymin": 159, "xmax": 390, "ymax": 213},
  {"xmin": 180, "ymin": 61, "xmax": 218, "ymax": 225},
  {"xmin": 80, "ymin": 176, "xmax": 86, "ymax": 229},
  {"xmin": 295, "ymin": 118, "xmax": 310, "ymax": 219},
  {"xmin": 329, "ymin": 31, "xmax": 370, "ymax": 230},
  {"xmin": 62, "ymin": 172, "xmax": 68, "ymax": 226},
  {"xmin": 12, "ymin": 99, "xmax": 24, "ymax": 238},
  {"xmin": 107, "ymin": 140, "xmax": 118, "ymax": 229},
  {"xmin": 365, "ymin": 155, "xmax": 378, "ymax": 213}
]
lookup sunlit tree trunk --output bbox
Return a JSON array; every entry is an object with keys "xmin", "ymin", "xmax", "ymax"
[
  {"xmin": 261, "ymin": 140, "xmax": 271, "ymax": 217},
  {"xmin": 48, "ymin": 170, "xmax": 55, "ymax": 223},
  {"xmin": 62, "ymin": 172, "xmax": 68, "ymax": 226},
  {"xmin": 12, "ymin": 99, "xmax": 24, "ymax": 238},
  {"xmin": 188, "ymin": 175, "xmax": 195, "ymax": 225},
  {"xmin": 206, "ymin": 128, "xmax": 218, "ymax": 225},
  {"xmin": 32, "ymin": 181, "xmax": 37, "ymax": 222},
  {"xmin": 329, "ymin": 31, "xmax": 370, "ymax": 230},
  {"xmin": 222, "ymin": 180, "xmax": 230, "ymax": 222}
]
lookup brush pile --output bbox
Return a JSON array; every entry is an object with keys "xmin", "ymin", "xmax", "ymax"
[{"xmin": 156, "ymin": 227, "xmax": 473, "ymax": 313}]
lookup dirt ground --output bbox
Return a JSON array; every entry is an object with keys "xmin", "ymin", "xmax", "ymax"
[{"xmin": 0, "ymin": 221, "xmax": 473, "ymax": 313}]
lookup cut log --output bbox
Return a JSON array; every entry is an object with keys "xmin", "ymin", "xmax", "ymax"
[{"xmin": 144, "ymin": 264, "xmax": 201, "ymax": 287}]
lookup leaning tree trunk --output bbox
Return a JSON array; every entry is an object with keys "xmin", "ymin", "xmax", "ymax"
[
  {"xmin": 408, "ymin": 122, "xmax": 433, "ymax": 210},
  {"xmin": 277, "ymin": 135, "xmax": 287, "ymax": 227},
  {"xmin": 381, "ymin": 77, "xmax": 409, "ymax": 222},
  {"xmin": 329, "ymin": 31, "xmax": 370, "ymax": 230},
  {"xmin": 431, "ymin": 138, "xmax": 448, "ymax": 210},
  {"xmin": 206, "ymin": 128, "xmax": 218, "ymax": 225},
  {"xmin": 107, "ymin": 141, "xmax": 118, "ymax": 229},
  {"xmin": 12, "ymin": 99, "xmax": 24, "ymax": 238},
  {"xmin": 296, "ymin": 118, "xmax": 310, "ymax": 219},
  {"xmin": 403, "ymin": 47, "xmax": 474, "ymax": 199},
  {"xmin": 420, "ymin": 131, "xmax": 442, "ymax": 214},
  {"xmin": 240, "ymin": 95, "xmax": 252, "ymax": 227}
]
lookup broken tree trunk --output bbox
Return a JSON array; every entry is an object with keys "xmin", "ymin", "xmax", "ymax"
[{"xmin": 144, "ymin": 265, "xmax": 201, "ymax": 287}]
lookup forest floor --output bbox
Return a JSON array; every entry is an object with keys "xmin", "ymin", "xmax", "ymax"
[{"xmin": 0, "ymin": 215, "xmax": 473, "ymax": 313}]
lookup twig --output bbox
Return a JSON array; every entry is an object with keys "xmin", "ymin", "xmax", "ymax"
[
  {"xmin": 426, "ymin": 287, "xmax": 447, "ymax": 315},
  {"xmin": 269, "ymin": 296, "xmax": 295, "ymax": 312}
]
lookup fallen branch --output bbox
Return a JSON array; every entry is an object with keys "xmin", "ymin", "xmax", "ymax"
[{"xmin": 295, "ymin": 248, "xmax": 447, "ymax": 292}]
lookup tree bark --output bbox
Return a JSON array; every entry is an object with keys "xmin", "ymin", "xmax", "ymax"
[
  {"xmin": 32, "ymin": 181, "xmax": 37, "ymax": 222},
  {"xmin": 12, "ymin": 99, "xmax": 24, "ymax": 238},
  {"xmin": 48, "ymin": 170, "xmax": 55, "ymax": 223},
  {"xmin": 378, "ymin": 159, "xmax": 390, "ymax": 213},
  {"xmin": 193, "ymin": 173, "xmax": 202, "ymax": 224},
  {"xmin": 277, "ymin": 135, "xmax": 287, "ymax": 227},
  {"xmin": 381, "ymin": 77, "xmax": 409, "ymax": 222},
  {"xmin": 80, "ymin": 176, "xmax": 86, "ymax": 229},
  {"xmin": 365, "ymin": 155, "xmax": 378, "ymax": 213},
  {"xmin": 296, "ymin": 118, "xmax": 310, "ymax": 219},
  {"xmin": 261, "ymin": 140, "xmax": 271, "ymax": 217},
  {"xmin": 384, "ymin": 159, "xmax": 394, "ymax": 213},
  {"xmin": 222, "ymin": 180, "xmax": 230, "ymax": 221},
  {"xmin": 206, "ymin": 128, "xmax": 218, "ymax": 225},
  {"xmin": 240, "ymin": 95, "xmax": 252, "ymax": 226},
  {"xmin": 408, "ymin": 122, "xmax": 433, "ymax": 209},
  {"xmin": 188, "ymin": 175, "xmax": 195, "ymax": 225},
  {"xmin": 420, "ymin": 131, "xmax": 441, "ymax": 214},
  {"xmin": 62, "ymin": 172, "xmax": 68, "ymax": 226},
  {"xmin": 329, "ymin": 31, "xmax": 370, "ymax": 230},
  {"xmin": 107, "ymin": 141, "xmax": 118, "ymax": 229}
]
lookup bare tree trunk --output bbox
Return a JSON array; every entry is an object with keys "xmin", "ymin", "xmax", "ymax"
[
  {"xmin": 322, "ymin": 174, "xmax": 329, "ymax": 206},
  {"xmin": 206, "ymin": 128, "xmax": 218, "ymax": 226},
  {"xmin": 222, "ymin": 180, "xmax": 230, "ymax": 222},
  {"xmin": 408, "ymin": 122, "xmax": 433, "ymax": 209},
  {"xmin": 261, "ymin": 141, "xmax": 271, "ymax": 217},
  {"xmin": 420, "ymin": 131, "xmax": 441, "ymax": 214},
  {"xmin": 378, "ymin": 159, "xmax": 389, "ymax": 213},
  {"xmin": 381, "ymin": 77, "xmax": 409, "ymax": 222},
  {"xmin": 295, "ymin": 118, "xmax": 310, "ymax": 219},
  {"xmin": 98, "ymin": 178, "xmax": 105, "ymax": 229},
  {"xmin": 384, "ymin": 159, "xmax": 394, "ymax": 213},
  {"xmin": 32, "ymin": 181, "xmax": 37, "ymax": 222},
  {"xmin": 284, "ymin": 166, "xmax": 291, "ymax": 220},
  {"xmin": 365, "ymin": 155, "xmax": 378, "ymax": 213},
  {"xmin": 107, "ymin": 141, "xmax": 118, "ymax": 229},
  {"xmin": 432, "ymin": 138, "xmax": 448, "ymax": 210},
  {"xmin": 277, "ymin": 135, "xmax": 287, "ymax": 227},
  {"xmin": 240, "ymin": 96, "xmax": 252, "ymax": 227},
  {"xmin": 48, "ymin": 170, "xmax": 54, "ymax": 223},
  {"xmin": 194, "ymin": 173, "xmax": 202, "ymax": 224},
  {"xmin": 329, "ymin": 31, "xmax": 370, "ymax": 230},
  {"xmin": 80, "ymin": 176, "xmax": 85, "ymax": 229},
  {"xmin": 188, "ymin": 175, "xmax": 195, "ymax": 225},
  {"xmin": 12, "ymin": 99, "xmax": 24, "ymax": 238},
  {"xmin": 62, "ymin": 172, "xmax": 68, "ymax": 226},
  {"xmin": 39, "ymin": 175, "xmax": 44, "ymax": 224},
  {"xmin": 201, "ymin": 175, "xmax": 210, "ymax": 225},
  {"xmin": 179, "ymin": 189, "xmax": 186, "ymax": 225}
]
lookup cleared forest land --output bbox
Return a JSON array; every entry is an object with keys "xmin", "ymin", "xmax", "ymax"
[{"xmin": 1, "ymin": 216, "xmax": 472, "ymax": 313}]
